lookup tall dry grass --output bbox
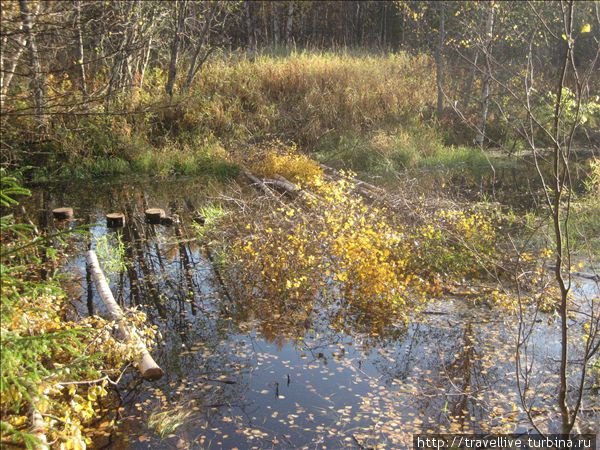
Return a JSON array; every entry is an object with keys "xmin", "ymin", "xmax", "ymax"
[{"xmin": 177, "ymin": 51, "xmax": 435, "ymax": 148}]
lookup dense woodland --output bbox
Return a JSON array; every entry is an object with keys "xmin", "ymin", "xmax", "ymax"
[
  {"xmin": 1, "ymin": 0, "xmax": 598, "ymax": 168},
  {"xmin": 1, "ymin": 1, "xmax": 599, "ymax": 449}
]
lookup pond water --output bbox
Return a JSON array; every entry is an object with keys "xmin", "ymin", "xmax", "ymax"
[
  {"xmin": 372, "ymin": 155, "xmax": 594, "ymax": 210},
  {"xmin": 21, "ymin": 163, "xmax": 599, "ymax": 449}
]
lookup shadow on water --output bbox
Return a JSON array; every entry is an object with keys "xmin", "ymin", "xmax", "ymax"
[
  {"xmin": 378, "ymin": 155, "xmax": 594, "ymax": 211},
  {"xmin": 20, "ymin": 169, "xmax": 599, "ymax": 449}
]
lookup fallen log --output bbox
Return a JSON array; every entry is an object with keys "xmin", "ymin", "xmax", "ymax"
[
  {"xmin": 322, "ymin": 172, "xmax": 379, "ymax": 200},
  {"xmin": 319, "ymin": 163, "xmax": 385, "ymax": 194},
  {"xmin": 545, "ymin": 265, "xmax": 600, "ymax": 282},
  {"xmin": 86, "ymin": 250, "xmax": 163, "ymax": 380},
  {"xmin": 267, "ymin": 175, "xmax": 299, "ymax": 195},
  {"xmin": 572, "ymin": 271, "xmax": 600, "ymax": 282},
  {"xmin": 243, "ymin": 168, "xmax": 277, "ymax": 198},
  {"xmin": 320, "ymin": 164, "xmax": 423, "ymax": 217},
  {"xmin": 30, "ymin": 396, "xmax": 49, "ymax": 450},
  {"xmin": 242, "ymin": 168, "xmax": 289, "ymax": 208},
  {"xmin": 244, "ymin": 168, "xmax": 316, "ymax": 203}
]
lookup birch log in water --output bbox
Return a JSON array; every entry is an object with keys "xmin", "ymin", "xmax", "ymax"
[
  {"xmin": 86, "ymin": 250, "xmax": 163, "ymax": 380},
  {"xmin": 30, "ymin": 396, "xmax": 48, "ymax": 450}
]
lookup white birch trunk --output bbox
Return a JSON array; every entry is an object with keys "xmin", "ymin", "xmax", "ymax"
[{"xmin": 87, "ymin": 250, "xmax": 163, "ymax": 380}]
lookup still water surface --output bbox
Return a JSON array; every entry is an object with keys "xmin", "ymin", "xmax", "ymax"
[{"xmin": 23, "ymin": 165, "xmax": 599, "ymax": 449}]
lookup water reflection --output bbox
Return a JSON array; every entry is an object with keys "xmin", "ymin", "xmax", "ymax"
[
  {"xmin": 19, "ymin": 172, "xmax": 599, "ymax": 449},
  {"xmin": 379, "ymin": 157, "xmax": 592, "ymax": 211}
]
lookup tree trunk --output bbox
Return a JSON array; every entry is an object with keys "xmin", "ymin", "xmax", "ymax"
[
  {"xmin": 19, "ymin": 0, "xmax": 46, "ymax": 131},
  {"xmin": 121, "ymin": 0, "xmax": 139, "ymax": 93},
  {"xmin": 75, "ymin": 1, "xmax": 88, "ymax": 100},
  {"xmin": 245, "ymin": 1, "xmax": 256, "ymax": 57},
  {"xmin": 552, "ymin": 5, "xmax": 573, "ymax": 433},
  {"xmin": 285, "ymin": 2, "xmax": 294, "ymax": 47},
  {"xmin": 165, "ymin": 0, "xmax": 187, "ymax": 98},
  {"xmin": 0, "ymin": 19, "xmax": 27, "ymax": 110},
  {"xmin": 272, "ymin": 3, "xmax": 280, "ymax": 47},
  {"xmin": 462, "ymin": 49, "xmax": 479, "ymax": 110},
  {"xmin": 183, "ymin": 4, "xmax": 216, "ymax": 92},
  {"xmin": 400, "ymin": 10, "xmax": 405, "ymax": 49},
  {"xmin": 475, "ymin": 3, "xmax": 495, "ymax": 147},
  {"xmin": 435, "ymin": 1, "xmax": 446, "ymax": 118},
  {"xmin": 380, "ymin": 3, "xmax": 388, "ymax": 49},
  {"xmin": 139, "ymin": 36, "xmax": 152, "ymax": 89}
]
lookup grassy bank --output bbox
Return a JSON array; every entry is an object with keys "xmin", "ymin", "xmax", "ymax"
[{"xmin": 3, "ymin": 51, "xmax": 486, "ymax": 181}]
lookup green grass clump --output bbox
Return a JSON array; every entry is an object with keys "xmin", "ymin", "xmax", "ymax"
[
  {"xmin": 131, "ymin": 143, "xmax": 239, "ymax": 180},
  {"xmin": 86, "ymin": 157, "xmax": 131, "ymax": 176},
  {"xmin": 148, "ymin": 409, "xmax": 193, "ymax": 439},
  {"xmin": 316, "ymin": 123, "xmax": 495, "ymax": 174},
  {"xmin": 419, "ymin": 146, "xmax": 493, "ymax": 169}
]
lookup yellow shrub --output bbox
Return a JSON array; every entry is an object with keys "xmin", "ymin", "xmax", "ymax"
[
  {"xmin": 249, "ymin": 142, "xmax": 324, "ymax": 187},
  {"xmin": 231, "ymin": 177, "xmax": 434, "ymax": 330}
]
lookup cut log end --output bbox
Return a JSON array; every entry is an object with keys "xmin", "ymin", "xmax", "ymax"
[
  {"xmin": 52, "ymin": 207, "xmax": 73, "ymax": 220},
  {"xmin": 141, "ymin": 365, "xmax": 165, "ymax": 381},
  {"xmin": 145, "ymin": 208, "xmax": 165, "ymax": 224},
  {"xmin": 139, "ymin": 351, "xmax": 164, "ymax": 380},
  {"xmin": 106, "ymin": 213, "xmax": 125, "ymax": 228}
]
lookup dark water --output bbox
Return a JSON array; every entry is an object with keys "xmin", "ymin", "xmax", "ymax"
[
  {"xmin": 21, "ymin": 167, "xmax": 599, "ymax": 449},
  {"xmin": 374, "ymin": 155, "xmax": 595, "ymax": 211}
]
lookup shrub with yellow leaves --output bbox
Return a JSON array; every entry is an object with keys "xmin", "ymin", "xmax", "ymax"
[
  {"xmin": 225, "ymin": 143, "xmax": 516, "ymax": 334},
  {"xmin": 246, "ymin": 141, "xmax": 324, "ymax": 188},
  {"xmin": 1, "ymin": 262, "xmax": 157, "ymax": 449},
  {"xmin": 230, "ymin": 177, "xmax": 439, "ymax": 329},
  {"xmin": 409, "ymin": 208, "xmax": 496, "ymax": 278}
]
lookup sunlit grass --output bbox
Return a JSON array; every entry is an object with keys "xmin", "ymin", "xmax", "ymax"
[
  {"xmin": 193, "ymin": 203, "xmax": 228, "ymax": 241},
  {"xmin": 198, "ymin": 204, "xmax": 227, "ymax": 227},
  {"xmin": 183, "ymin": 50, "xmax": 435, "ymax": 147},
  {"xmin": 147, "ymin": 409, "xmax": 193, "ymax": 439},
  {"xmin": 419, "ymin": 146, "xmax": 494, "ymax": 168},
  {"xmin": 95, "ymin": 233, "xmax": 126, "ymax": 277},
  {"xmin": 316, "ymin": 125, "xmax": 500, "ymax": 173}
]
